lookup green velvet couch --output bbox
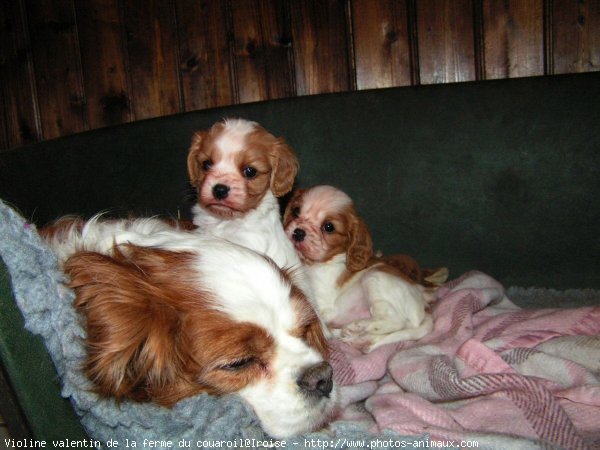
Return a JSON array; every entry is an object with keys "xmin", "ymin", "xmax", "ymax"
[{"xmin": 0, "ymin": 72, "xmax": 598, "ymax": 440}]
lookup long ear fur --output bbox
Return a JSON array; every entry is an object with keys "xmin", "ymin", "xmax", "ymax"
[
  {"xmin": 288, "ymin": 283, "xmax": 330, "ymax": 358},
  {"xmin": 64, "ymin": 247, "xmax": 198, "ymax": 404},
  {"xmin": 187, "ymin": 131, "xmax": 207, "ymax": 185},
  {"xmin": 305, "ymin": 319, "xmax": 330, "ymax": 359},
  {"xmin": 346, "ymin": 215, "xmax": 373, "ymax": 272},
  {"xmin": 270, "ymin": 139, "xmax": 299, "ymax": 197}
]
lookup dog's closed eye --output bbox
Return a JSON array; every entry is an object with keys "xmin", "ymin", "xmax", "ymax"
[{"xmin": 219, "ymin": 356, "xmax": 257, "ymax": 371}]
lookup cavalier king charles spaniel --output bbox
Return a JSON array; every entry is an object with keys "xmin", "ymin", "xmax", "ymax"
[
  {"xmin": 283, "ymin": 185, "xmax": 447, "ymax": 352},
  {"xmin": 187, "ymin": 118, "xmax": 301, "ymax": 271},
  {"xmin": 42, "ymin": 217, "xmax": 337, "ymax": 438}
]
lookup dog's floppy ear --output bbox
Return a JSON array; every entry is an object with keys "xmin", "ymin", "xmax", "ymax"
[
  {"xmin": 304, "ymin": 317, "xmax": 330, "ymax": 359},
  {"xmin": 187, "ymin": 131, "xmax": 208, "ymax": 185},
  {"xmin": 346, "ymin": 215, "xmax": 373, "ymax": 272},
  {"xmin": 270, "ymin": 139, "xmax": 299, "ymax": 197},
  {"xmin": 64, "ymin": 247, "xmax": 199, "ymax": 405},
  {"xmin": 288, "ymin": 283, "xmax": 330, "ymax": 358}
]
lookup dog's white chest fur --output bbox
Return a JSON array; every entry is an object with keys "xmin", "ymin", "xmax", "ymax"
[
  {"xmin": 192, "ymin": 191, "xmax": 301, "ymax": 270},
  {"xmin": 306, "ymin": 255, "xmax": 365, "ymax": 323}
]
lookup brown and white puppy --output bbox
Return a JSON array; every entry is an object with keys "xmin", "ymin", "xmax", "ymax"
[
  {"xmin": 283, "ymin": 185, "xmax": 447, "ymax": 351},
  {"xmin": 187, "ymin": 118, "xmax": 301, "ymax": 270},
  {"xmin": 42, "ymin": 216, "xmax": 338, "ymax": 438}
]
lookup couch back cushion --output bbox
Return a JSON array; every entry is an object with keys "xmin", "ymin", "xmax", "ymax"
[{"xmin": 1, "ymin": 73, "xmax": 598, "ymax": 289}]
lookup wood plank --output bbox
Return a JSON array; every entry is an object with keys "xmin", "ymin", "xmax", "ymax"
[
  {"xmin": 416, "ymin": 0, "xmax": 476, "ymax": 85},
  {"xmin": 74, "ymin": 0, "xmax": 132, "ymax": 128},
  {"xmin": 231, "ymin": 0, "xmax": 294, "ymax": 103},
  {"xmin": 290, "ymin": 0, "xmax": 352, "ymax": 95},
  {"xmin": 552, "ymin": 0, "xmax": 600, "ymax": 74},
  {"xmin": 482, "ymin": 0, "xmax": 544, "ymax": 79},
  {"xmin": 26, "ymin": 0, "xmax": 87, "ymax": 140},
  {"xmin": 176, "ymin": 0, "xmax": 235, "ymax": 111},
  {"xmin": 122, "ymin": 0, "xmax": 181, "ymax": 120},
  {"xmin": 0, "ymin": 0, "xmax": 41, "ymax": 149},
  {"xmin": 472, "ymin": 0, "xmax": 486, "ymax": 80},
  {"xmin": 351, "ymin": 0, "xmax": 412, "ymax": 89}
]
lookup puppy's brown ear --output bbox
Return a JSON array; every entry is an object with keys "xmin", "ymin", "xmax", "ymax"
[
  {"xmin": 282, "ymin": 188, "xmax": 305, "ymax": 226},
  {"xmin": 346, "ymin": 215, "xmax": 373, "ymax": 272},
  {"xmin": 187, "ymin": 131, "xmax": 207, "ymax": 185},
  {"xmin": 270, "ymin": 139, "xmax": 299, "ymax": 197},
  {"xmin": 64, "ymin": 249, "xmax": 191, "ymax": 405}
]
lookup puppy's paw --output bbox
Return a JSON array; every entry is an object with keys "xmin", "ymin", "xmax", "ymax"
[
  {"xmin": 364, "ymin": 319, "xmax": 407, "ymax": 335},
  {"xmin": 340, "ymin": 320, "xmax": 369, "ymax": 337}
]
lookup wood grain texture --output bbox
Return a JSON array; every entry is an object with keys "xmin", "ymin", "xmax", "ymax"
[
  {"xmin": 75, "ymin": 0, "xmax": 132, "ymax": 128},
  {"xmin": 417, "ymin": 0, "xmax": 476, "ymax": 84},
  {"xmin": 26, "ymin": 0, "xmax": 87, "ymax": 140},
  {"xmin": 351, "ymin": 0, "xmax": 412, "ymax": 89},
  {"xmin": 122, "ymin": 0, "xmax": 181, "ymax": 120},
  {"xmin": 1, "ymin": 1, "xmax": 599, "ymax": 150},
  {"xmin": 290, "ymin": 0, "xmax": 352, "ymax": 95},
  {"xmin": 552, "ymin": 0, "xmax": 600, "ymax": 74},
  {"xmin": 231, "ymin": 0, "xmax": 295, "ymax": 103},
  {"xmin": 176, "ymin": 0, "xmax": 235, "ymax": 110},
  {"xmin": 482, "ymin": 0, "xmax": 544, "ymax": 79},
  {"xmin": 0, "ymin": 0, "xmax": 41, "ymax": 149}
]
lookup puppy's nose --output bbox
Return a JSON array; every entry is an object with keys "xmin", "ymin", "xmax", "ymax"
[
  {"xmin": 292, "ymin": 228, "xmax": 306, "ymax": 242},
  {"xmin": 297, "ymin": 362, "xmax": 333, "ymax": 398},
  {"xmin": 212, "ymin": 184, "xmax": 230, "ymax": 200}
]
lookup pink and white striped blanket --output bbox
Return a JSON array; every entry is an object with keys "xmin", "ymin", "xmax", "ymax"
[{"xmin": 330, "ymin": 271, "xmax": 600, "ymax": 449}]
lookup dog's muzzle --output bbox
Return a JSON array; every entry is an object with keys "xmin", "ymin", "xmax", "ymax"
[
  {"xmin": 212, "ymin": 184, "xmax": 230, "ymax": 200},
  {"xmin": 292, "ymin": 228, "xmax": 306, "ymax": 242}
]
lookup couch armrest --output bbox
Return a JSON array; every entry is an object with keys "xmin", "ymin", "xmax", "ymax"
[{"xmin": 0, "ymin": 258, "xmax": 88, "ymax": 440}]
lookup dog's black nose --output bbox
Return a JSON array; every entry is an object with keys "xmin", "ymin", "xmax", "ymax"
[
  {"xmin": 292, "ymin": 228, "xmax": 306, "ymax": 242},
  {"xmin": 297, "ymin": 362, "xmax": 333, "ymax": 398},
  {"xmin": 212, "ymin": 184, "xmax": 230, "ymax": 200}
]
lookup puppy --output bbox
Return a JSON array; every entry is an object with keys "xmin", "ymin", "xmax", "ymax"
[
  {"xmin": 283, "ymin": 185, "xmax": 447, "ymax": 351},
  {"xmin": 42, "ymin": 217, "xmax": 337, "ymax": 438},
  {"xmin": 187, "ymin": 118, "xmax": 301, "ymax": 271}
]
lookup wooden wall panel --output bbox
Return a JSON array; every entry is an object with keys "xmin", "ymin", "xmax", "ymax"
[
  {"xmin": 26, "ymin": 0, "xmax": 87, "ymax": 140},
  {"xmin": 176, "ymin": 0, "xmax": 235, "ymax": 111},
  {"xmin": 122, "ymin": 0, "xmax": 181, "ymax": 120},
  {"xmin": 351, "ymin": 0, "xmax": 412, "ymax": 89},
  {"xmin": 1, "ymin": 1, "xmax": 599, "ymax": 151},
  {"xmin": 552, "ymin": 0, "xmax": 600, "ymax": 74},
  {"xmin": 290, "ymin": 0, "xmax": 353, "ymax": 95},
  {"xmin": 0, "ymin": 0, "xmax": 41, "ymax": 148},
  {"xmin": 417, "ymin": 0, "xmax": 476, "ymax": 84},
  {"xmin": 75, "ymin": 0, "xmax": 132, "ymax": 128},
  {"xmin": 231, "ymin": 0, "xmax": 295, "ymax": 103},
  {"xmin": 482, "ymin": 0, "xmax": 544, "ymax": 79}
]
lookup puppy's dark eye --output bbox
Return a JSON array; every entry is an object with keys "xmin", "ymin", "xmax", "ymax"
[
  {"xmin": 219, "ymin": 357, "xmax": 256, "ymax": 371},
  {"xmin": 322, "ymin": 222, "xmax": 335, "ymax": 233},
  {"xmin": 202, "ymin": 160, "xmax": 213, "ymax": 171},
  {"xmin": 291, "ymin": 207, "xmax": 300, "ymax": 218},
  {"xmin": 242, "ymin": 166, "xmax": 257, "ymax": 179}
]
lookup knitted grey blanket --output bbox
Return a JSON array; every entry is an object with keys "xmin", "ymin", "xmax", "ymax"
[{"xmin": 0, "ymin": 199, "xmax": 424, "ymax": 450}]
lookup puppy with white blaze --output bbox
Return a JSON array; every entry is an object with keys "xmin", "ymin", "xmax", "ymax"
[
  {"xmin": 187, "ymin": 118, "xmax": 301, "ymax": 271},
  {"xmin": 283, "ymin": 185, "xmax": 447, "ymax": 352},
  {"xmin": 42, "ymin": 217, "xmax": 338, "ymax": 438}
]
